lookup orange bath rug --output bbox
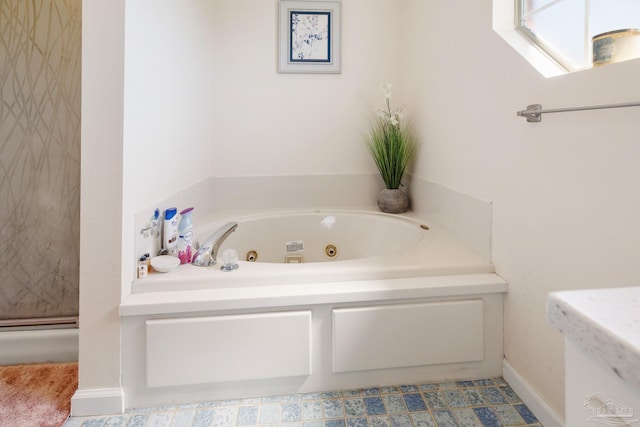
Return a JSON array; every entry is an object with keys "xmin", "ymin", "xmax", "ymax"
[{"xmin": 0, "ymin": 362, "xmax": 77, "ymax": 427}]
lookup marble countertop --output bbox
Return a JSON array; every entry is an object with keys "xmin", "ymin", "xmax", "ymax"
[{"xmin": 547, "ymin": 287, "xmax": 640, "ymax": 390}]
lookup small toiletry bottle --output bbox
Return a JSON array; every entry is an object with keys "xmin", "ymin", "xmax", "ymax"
[
  {"xmin": 143, "ymin": 253, "xmax": 152, "ymax": 272},
  {"xmin": 177, "ymin": 207, "xmax": 194, "ymax": 264},
  {"xmin": 163, "ymin": 207, "xmax": 179, "ymax": 256},
  {"xmin": 138, "ymin": 256, "xmax": 148, "ymax": 279}
]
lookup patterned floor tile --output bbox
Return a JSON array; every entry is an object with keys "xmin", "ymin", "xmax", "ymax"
[
  {"xmin": 442, "ymin": 390, "xmax": 469, "ymax": 408},
  {"xmin": 302, "ymin": 401, "xmax": 324, "ymax": 421},
  {"xmin": 367, "ymin": 416, "xmax": 391, "ymax": 427},
  {"xmin": 213, "ymin": 407, "xmax": 237, "ymax": 427},
  {"xmin": 344, "ymin": 398, "xmax": 366, "ymax": 418},
  {"xmin": 461, "ymin": 389, "xmax": 486, "ymax": 407},
  {"xmin": 403, "ymin": 393, "xmax": 427, "ymax": 412},
  {"xmin": 281, "ymin": 403, "xmax": 302, "ymax": 423},
  {"xmin": 419, "ymin": 384, "xmax": 439, "ymax": 392},
  {"xmin": 62, "ymin": 377, "xmax": 543, "ymax": 427},
  {"xmin": 324, "ymin": 400, "xmax": 345, "ymax": 419},
  {"xmin": 451, "ymin": 408, "xmax": 483, "ymax": 427},
  {"xmin": 389, "ymin": 413, "xmax": 412, "ymax": 427},
  {"xmin": 259, "ymin": 404, "xmax": 281, "ymax": 424},
  {"xmin": 362, "ymin": 388, "xmax": 381, "ymax": 396},
  {"xmin": 147, "ymin": 412, "xmax": 174, "ymax": 427},
  {"xmin": 410, "ymin": 411, "xmax": 437, "ymax": 427},
  {"xmin": 382, "ymin": 394, "xmax": 407, "ymax": 413},
  {"xmin": 514, "ymin": 404, "xmax": 539, "ymax": 424},
  {"xmin": 480, "ymin": 387, "xmax": 509, "ymax": 405},
  {"xmin": 472, "ymin": 407, "xmax": 501, "ymax": 427},
  {"xmin": 346, "ymin": 417, "xmax": 368, "ymax": 427},
  {"xmin": 498, "ymin": 386, "xmax": 522, "ymax": 404},
  {"xmin": 364, "ymin": 397, "xmax": 387, "ymax": 416},
  {"xmin": 171, "ymin": 411, "xmax": 196, "ymax": 427},
  {"xmin": 431, "ymin": 409, "xmax": 460, "ymax": 427},
  {"xmin": 237, "ymin": 406, "xmax": 259, "ymax": 425},
  {"xmin": 493, "ymin": 404, "xmax": 525, "ymax": 426},
  {"xmin": 423, "ymin": 391, "xmax": 449, "ymax": 410}
]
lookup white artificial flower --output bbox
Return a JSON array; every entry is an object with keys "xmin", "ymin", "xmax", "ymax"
[
  {"xmin": 381, "ymin": 83, "xmax": 392, "ymax": 99},
  {"xmin": 389, "ymin": 115, "xmax": 399, "ymax": 126}
]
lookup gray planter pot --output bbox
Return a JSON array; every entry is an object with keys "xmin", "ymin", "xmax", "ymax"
[{"xmin": 377, "ymin": 189, "xmax": 408, "ymax": 214}]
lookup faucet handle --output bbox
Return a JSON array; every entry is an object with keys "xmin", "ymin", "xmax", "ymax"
[{"xmin": 191, "ymin": 244, "xmax": 216, "ymax": 267}]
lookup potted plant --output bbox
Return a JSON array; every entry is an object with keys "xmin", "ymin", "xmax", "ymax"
[{"xmin": 366, "ymin": 84, "xmax": 418, "ymax": 213}]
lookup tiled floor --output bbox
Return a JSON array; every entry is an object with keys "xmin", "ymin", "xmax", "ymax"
[{"xmin": 63, "ymin": 377, "xmax": 543, "ymax": 427}]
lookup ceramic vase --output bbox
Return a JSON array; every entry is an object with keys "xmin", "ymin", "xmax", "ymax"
[{"xmin": 377, "ymin": 189, "xmax": 409, "ymax": 214}]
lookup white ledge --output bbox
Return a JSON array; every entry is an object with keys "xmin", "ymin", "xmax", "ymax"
[
  {"xmin": 547, "ymin": 286, "xmax": 640, "ymax": 390},
  {"xmin": 120, "ymin": 273, "xmax": 507, "ymax": 317}
]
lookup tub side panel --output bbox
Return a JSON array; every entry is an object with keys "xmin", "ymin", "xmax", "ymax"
[
  {"xmin": 332, "ymin": 300, "xmax": 484, "ymax": 373},
  {"xmin": 145, "ymin": 311, "xmax": 312, "ymax": 387}
]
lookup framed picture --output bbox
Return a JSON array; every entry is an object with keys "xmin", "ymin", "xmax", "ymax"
[{"xmin": 279, "ymin": 0, "xmax": 341, "ymax": 73}]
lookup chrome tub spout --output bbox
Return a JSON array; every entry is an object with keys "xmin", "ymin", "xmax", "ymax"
[{"xmin": 191, "ymin": 222, "xmax": 238, "ymax": 267}]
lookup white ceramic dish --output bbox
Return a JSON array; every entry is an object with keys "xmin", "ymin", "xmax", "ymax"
[{"xmin": 151, "ymin": 255, "xmax": 180, "ymax": 273}]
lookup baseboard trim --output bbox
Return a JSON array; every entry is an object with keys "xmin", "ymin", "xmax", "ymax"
[
  {"xmin": 0, "ymin": 328, "xmax": 78, "ymax": 364},
  {"xmin": 71, "ymin": 387, "xmax": 124, "ymax": 416},
  {"xmin": 503, "ymin": 359, "xmax": 564, "ymax": 427}
]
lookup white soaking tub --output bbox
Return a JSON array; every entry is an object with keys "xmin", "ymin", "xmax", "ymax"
[
  {"xmin": 120, "ymin": 209, "xmax": 507, "ymax": 410},
  {"xmin": 132, "ymin": 210, "xmax": 494, "ymax": 292}
]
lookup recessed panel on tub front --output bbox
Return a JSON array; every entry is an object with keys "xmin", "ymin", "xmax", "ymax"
[
  {"xmin": 332, "ymin": 300, "xmax": 484, "ymax": 373},
  {"xmin": 146, "ymin": 310, "xmax": 311, "ymax": 387}
]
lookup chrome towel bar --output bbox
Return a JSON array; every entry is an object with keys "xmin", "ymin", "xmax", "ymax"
[{"xmin": 517, "ymin": 101, "xmax": 640, "ymax": 122}]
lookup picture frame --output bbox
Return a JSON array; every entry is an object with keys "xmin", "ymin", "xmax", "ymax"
[{"xmin": 278, "ymin": 0, "xmax": 341, "ymax": 73}]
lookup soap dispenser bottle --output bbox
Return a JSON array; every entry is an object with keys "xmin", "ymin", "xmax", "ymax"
[
  {"xmin": 177, "ymin": 207, "xmax": 194, "ymax": 264},
  {"xmin": 163, "ymin": 207, "xmax": 179, "ymax": 256}
]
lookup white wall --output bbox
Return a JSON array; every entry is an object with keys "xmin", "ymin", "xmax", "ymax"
[
  {"xmin": 80, "ymin": 0, "xmax": 125, "ymax": 395},
  {"xmin": 401, "ymin": 0, "xmax": 640, "ymax": 419},
  {"xmin": 209, "ymin": 0, "xmax": 404, "ymax": 177},
  {"xmin": 124, "ymin": 0, "xmax": 213, "ymax": 210}
]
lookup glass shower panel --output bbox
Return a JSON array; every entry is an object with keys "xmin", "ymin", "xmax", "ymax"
[{"xmin": 0, "ymin": 0, "xmax": 81, "ymax": 320}]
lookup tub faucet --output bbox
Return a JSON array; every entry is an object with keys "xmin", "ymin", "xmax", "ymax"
[{"xmin": 192, "ymin": 222, "xmax": 238, "ymax": 267}]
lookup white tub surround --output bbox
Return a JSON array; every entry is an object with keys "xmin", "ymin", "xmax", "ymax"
[
  {"xmin": 407, "ymin": 176, "xmax": 492, "ymax": 261},
  {"xmin": 547, "ymin": 287, "xmax": 640, "ymax": 426},
  {"xmin": 134, "ymin": 175, "xmax": 493, "ymax": 270},
  {"xmin": 121, "ymin": 176, "xmax": 501, "ymax": 410},
  {"xmin": 121, "ymin": 273, "xmax": 506, "ymax": 409}
]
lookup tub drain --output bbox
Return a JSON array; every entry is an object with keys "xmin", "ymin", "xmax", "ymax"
[
  {"xmin": 325, "ymin": 244, "xmax": 338, "ymax": 258},
  {"xmin": 246, "ymin": 250, "xmax": 258, "ymax": 262}
]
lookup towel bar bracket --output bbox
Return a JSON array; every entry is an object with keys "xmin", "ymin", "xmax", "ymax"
[{"xmin": 518, "ymin": 104, "xmax": 543, "ymax": 123}]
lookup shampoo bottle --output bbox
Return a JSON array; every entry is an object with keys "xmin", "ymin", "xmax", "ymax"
[
  {"xmin": 163, "ymin": 207, "xmax": 179, "ymax": 256},
  {"xmin": 177, "ymin": 207, "xmax": 194, "ymax": 264}
]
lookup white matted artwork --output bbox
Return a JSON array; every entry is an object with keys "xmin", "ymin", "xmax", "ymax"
[{"xmin": 279, "ymin": 0, "xmax": 341, "ymax": 73}]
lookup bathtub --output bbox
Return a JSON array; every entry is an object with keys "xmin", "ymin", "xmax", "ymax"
[
  {"xmin": 132, "ymin": 210, "xmax": 494, "ymax": 292},
  {"xmin": 206, "ymin": 210, "xmax": 426, "ymax": 263},
  {"xmin": 121, "ymin": 209, "xmax": 507, "ymax": 410}
]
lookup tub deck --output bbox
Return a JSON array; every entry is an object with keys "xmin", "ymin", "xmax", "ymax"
[{"xmin": 122, "ymin": 273, "xmax": 505, "ymax": 316}]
